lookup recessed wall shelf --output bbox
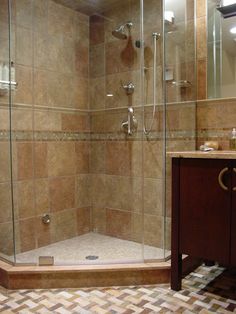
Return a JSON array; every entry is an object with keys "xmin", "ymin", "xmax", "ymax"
[{"xmin": 0, "ymin": 80, "xmax": 17, "ymax": 96}]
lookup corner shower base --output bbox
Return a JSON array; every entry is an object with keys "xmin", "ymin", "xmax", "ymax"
[
  {"xmin": 15, "ymin": 233, "xmax": 168, "ymax": 265},
  {"xmin": 0, "ymin": 233, "xmax": 172, "ymax": 289}
]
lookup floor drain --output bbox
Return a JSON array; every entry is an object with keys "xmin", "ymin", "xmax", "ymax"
[{"xmin": 85, "ymin": 255, "xmax": 99, "ymax": 260}]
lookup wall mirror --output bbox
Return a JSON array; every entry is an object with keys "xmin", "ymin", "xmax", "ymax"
[{"xmin": 208, "ymin": 0, "xmax": 236, "ymax": 98}]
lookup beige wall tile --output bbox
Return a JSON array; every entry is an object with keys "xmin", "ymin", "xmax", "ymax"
[
  {"xmin": 34, "ymin": 110, "xmax": 61, "ymax": 132},
  {"xmin": 17, "ymin": 180, "xmax": 35, "ymax": 219},
  {"xmin": 48, "ymin": 142, "xmax": 76, "ymax": 177},
  {"xmin": 75, "ymin": 141, "xmax": 90, "ymax": 174},
  {"xmin": 0, "ymin": 183, "xmax": 13, "ymax": 223},
  {"xmin": 77, "ymin": 207, "xmax": 91, "ymax": 235},
  {"xmin": 17, "ymin": 142, "xmax": 33, "ymax": 180},
  {"xmin": 50, "ymin": 208, "xmax": 77, "ymax": 243},
  {"xmin": 106, "ymin": 208, "xmax": 132, "ymax": 240},
  {"xmin": 92, "ymin": 207, "xmax": 106, "ymax": 234},
  {"xmin": 61, "ymin": 113, "xmax": 90, "ymax": 132},
  {"xmin": 36, "ymin": 216, "xmax": 51, "ymax": 248},
  {"xmin": 76, "ymin": 175, "xmax": 91, "ymax": 208},
  {"xmin": 90, "ymin": 142, "xmax": 105, "ymax": 174},
  {"xmin": 0, "ymin": 143, "xmax": 11, "ymax": 182},
  {"xmin": 35, "ymin": 179, "xmax": 49, "ymax": 216},
  {"xmin": 49, "ymin": 176, "xmax": 75, "ymax": 212},
  {"xmin": 16, "ymin": 27, "xmax": 33, "ymax": 66},
  {"xmin": 144, "ymin": 214, "xmax": 163, "ymax": 247},
  {"xmin": 19, "ymin": 217, "xmax": 36, "ymax": 252},
  {"xmin": 34, "ymin": 142, "xmax": 48, "ymax": 178},
  {"xmin": 0, "ymin": 222, "xmax": 15, "ymax": 256},
  {"xmin": 14, "ymin": 65, "xmax": 33, "ymax": 105}
]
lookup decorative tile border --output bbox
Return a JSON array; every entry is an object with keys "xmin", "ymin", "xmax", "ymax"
[{"xmin": 0, "ymin": 130, "xmax": 196, "ymax": 142}]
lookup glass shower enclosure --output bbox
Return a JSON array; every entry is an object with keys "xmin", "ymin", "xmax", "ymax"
[{"xmin": 0, "ymin": 0, "xmax": 196, "ymax": 266}]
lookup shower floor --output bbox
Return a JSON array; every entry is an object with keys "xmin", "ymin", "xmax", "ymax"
[{"xmin": 15, "ymin": 233, "xmax": 168, "ymax": 265}]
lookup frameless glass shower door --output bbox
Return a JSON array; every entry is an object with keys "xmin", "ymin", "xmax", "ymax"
[{"xmin": 0, "ymin": 0, "xmax": 15, "ymax": 263}]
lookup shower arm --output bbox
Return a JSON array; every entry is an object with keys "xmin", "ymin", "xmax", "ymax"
[{"xmin": 144, "ymin": 32, "xmax": 160, "ymax": 135}]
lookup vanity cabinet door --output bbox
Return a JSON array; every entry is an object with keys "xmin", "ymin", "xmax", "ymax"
[
  {"xmin": 231, "ymin": 162, "xmax": 236, "ymax": 266},
  {"xmin": 179, "ymin": 159, "xmax": 231, "ymax": 264}
]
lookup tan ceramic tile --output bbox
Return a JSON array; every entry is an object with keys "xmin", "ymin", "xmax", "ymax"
[
  {"xmin": 0, "ymin": 183, "xmax": 13, "ymax": 224},
  {"xmin": 92, "ymin": 207, "xmax": 106, "ymax": 234},
  {"xmin": 106, "ymin": 141, "xmax": 132, "ymax": 176},
  {"xmin": 36, "ymin": 216, "xmax": 51, "ymax": 248},
  {"xmin": 35, "ymin": 179, "xmax": 49, "ymax": 216},
  {"xmin": 197, "ymin": 59, "xmax": 207, "ymax": 100},
  {"xmin": 77, "ymin": 207, "xmax": 91, "ymax": 235},
  {"xmin": 48, "ymin": 1, "xmax": 75, "ymax": 38},
  {"xmin": 50, "ymin": 208, "xmax": 77, "ymax": 243},
  {"xmin": 34, "ymin": 142, "xmax": 48, "ymax": 178},
  {"xmin": 0, "ymin": 222, "xmax": 15, "ymax": 255},
  {"xmin": 89, "ymin": 77, "xmax": 105, "ymax": 110},
  {"xmin": 197, "ymin": 17, "xmax": 207, "ymax": 60},
  {"xmin": 91, "ymin": 174, "xmax": 106, "ymax": 208},
  {"xmin": 74, "ymin": 77, "xmax": 89, "ymax": 109},
  {"xmin": 75, "ymin": 43, "xmax": 89, "ymax": 78},
  {"xmin": 16, "ymin": 27, "xmax": 33, "ymax": 66},
  {"xmin": 90, "ymin": 15, "xmax": 105, "ymax": 45},
  {"xmin": 197, "ymin": 0, "xmax": 207, "ymax": 18},
  {"xmin": 76, "ymin": 175, "xmax": 91, "ymax": 208},
  {"xmin": 12, "ymin": 108, "xmax": 33, "ymax": 132},
  {"xmin": 14, "ymin": 65, "xmax": 33, "ymax": 105},
  {"xmin": 0, "ymin": 143, "xmax": 11, "ymax": 182},
  {"xmin": 17, "ymin": 142, "xmax": 33, "ymax": 180},
  {"xmin": 61, "ymin": 113, "xmax": 90, "ymax": 132},
  {"xmin": 17, "ymin": 180, "xmax": 35, "ymax": 219},
  {"xmin": 144, "ymin": 214, "xmax": 163, "ymax": 247},
  {"xmin": 144, "ymin": 141, "xmax": 163, "ymax": 179},
  {"xmin": 49, "ymin": 176, "xmax": 75, "ymax": 212},
  {"xmin": 90, "ymin": 141, "xmax": 105, "ymax": 174},
  {"xmin": 144, "ymin": 178, "xmax": 163, "ymax": 216},
  {"xmin": 75, "ymin": 141, "xmax": 90, "ymax": 174},
  {"xmin": 48, "ymin": 142, "xmax": 76, "ymax": 177},
  {"xmin": 106, "ymin": 208, "xmax": 132, "ymax": 240},
  {"xmin": 19, "ymin": 217, "xmax": 36, "ymax": 252},
  {"xmin": 16, "ymin": 0, "xmax": 33, "ymax": 29},
  {"xmin": 90, "ymin": 44, "xmax": 105, "ymax": 78},
  {"xmin": 34, "ymin": 110, "xmax": 61, "ymax": 132}
]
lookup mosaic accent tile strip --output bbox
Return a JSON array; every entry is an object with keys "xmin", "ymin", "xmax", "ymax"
[
  {"xmin": 0, "ymin": 265, "xmax": 236, "ymax": 313},
  {"xmin": 0, "ymin": 130, "xmax": 196, "ymax": 142}
]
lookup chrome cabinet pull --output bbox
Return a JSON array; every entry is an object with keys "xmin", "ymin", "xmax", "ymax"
[
  {"xmin": 218, "ymin": 167, "xmax": 229, "ymax": 191},
  {"xmin": 233, "ymin": 168, "xmax": 236, "ymax": 191}
]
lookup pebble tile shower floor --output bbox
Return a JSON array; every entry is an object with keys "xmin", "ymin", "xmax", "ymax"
[{"xmin": 0, "ymin": 265, "xmax": 236, "ymax": 313}]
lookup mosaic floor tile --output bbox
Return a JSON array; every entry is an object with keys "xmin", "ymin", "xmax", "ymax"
[{"xmin": 0, "ymin": 265, "xmax": 236, "ymax": 313}]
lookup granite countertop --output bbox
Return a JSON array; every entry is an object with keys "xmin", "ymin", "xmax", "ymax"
[{"xmin": 167, "ymin": 151, "xmax": 236, "ymax": 159}]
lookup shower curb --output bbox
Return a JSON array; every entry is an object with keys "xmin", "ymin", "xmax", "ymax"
[{"xmin": 0, "ymin": 260, "xmax": 171, "ymax": 289}]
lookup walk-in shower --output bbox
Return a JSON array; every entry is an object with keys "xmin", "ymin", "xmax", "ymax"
[{"xmin": 0, "ymin": 0, "xmax": 196, "ymax": 269}]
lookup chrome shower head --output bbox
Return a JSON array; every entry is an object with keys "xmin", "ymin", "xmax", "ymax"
[{"xmin": 112, "ymin": 21, "xmax": 133, "ymax": 40}]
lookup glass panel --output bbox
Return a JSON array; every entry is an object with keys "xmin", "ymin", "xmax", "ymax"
[
  {"xmin": 0, "ymin": 0, "xmax": 15, "ymax": 263},
  {"xmin": 13, "ymin": 0, "xmax": 144, "ymax": 265},
  {"xmin": 142, "ymin": 0, "xmax": 165, "ymax": 261},
  {"xmin": 164, "ymin": 0, "xmax": 197, "ymax": 259}
]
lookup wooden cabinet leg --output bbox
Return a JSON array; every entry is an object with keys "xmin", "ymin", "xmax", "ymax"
[{"xmin": 171, "ymin": 253, "xmax": 182, "ymax": 291}]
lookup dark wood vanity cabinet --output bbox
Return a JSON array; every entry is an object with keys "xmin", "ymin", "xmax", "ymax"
[{"xmin": 171, "ymin": 158, "xmax": 236, "ymax": 291}]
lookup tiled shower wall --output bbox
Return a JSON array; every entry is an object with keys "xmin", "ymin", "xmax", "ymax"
[
  {"xmin": 0, "ymin": 0, "xmax": 197, "ymax": 258},
  {"xmin": 0, "ymin": 0, "xmax": 91, "ymax": 256},
  {"xmin": 89, "ymin": 0, "xmax": 168, "ymax": 250}
]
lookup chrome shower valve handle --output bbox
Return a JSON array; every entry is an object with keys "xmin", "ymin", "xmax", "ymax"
[
  {"xmin": 121, "ymin": 81, "xmax": 135, "ymax": 95},
  {"xmin": 121, "ymin": 107, "xmax": 138, "ymax": 136}
]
